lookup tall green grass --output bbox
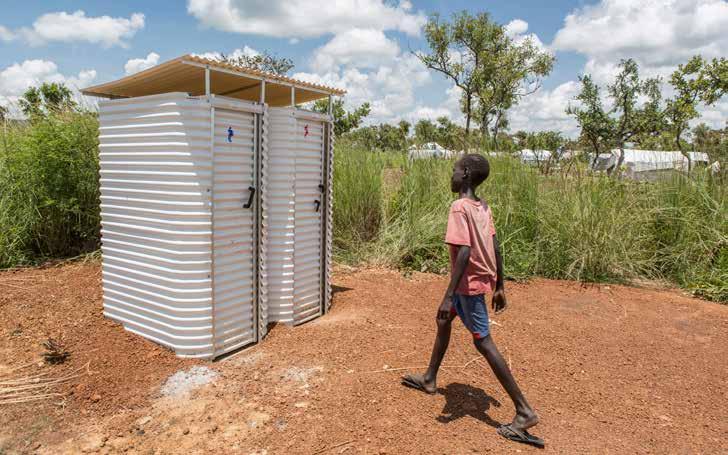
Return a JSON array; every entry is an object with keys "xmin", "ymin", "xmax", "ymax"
[
  {"xmin": 0, "ymin": 111, "xmax": 100, "ymax": 267},
  {"xmin": 332, "ymin": 145, "xmax": 728, "ymax": 302},
  {"xmin": 0, "ymin": 115, "xmax": 725, "ymax": 302}
]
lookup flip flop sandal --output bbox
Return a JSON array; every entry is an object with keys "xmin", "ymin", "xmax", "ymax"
[
  {"xmin": 497, "ymin": 424, "xmax": 545, "ymax": 448},
  {"xmin": 400, "ymin": 374, "xmax": 437, "ymax": 395}
]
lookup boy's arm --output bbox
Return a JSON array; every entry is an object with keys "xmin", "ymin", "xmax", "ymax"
[
  {"xmin": 438, "ymin": 244, "xmax": 470, "ymax": 320},
  {"xmin": 492, "ymin": 235, "xmax": 507, "ymax": 313},
  {"xmin": 494, "ymin": 235, "xmax": 504, "ymax": 291}
]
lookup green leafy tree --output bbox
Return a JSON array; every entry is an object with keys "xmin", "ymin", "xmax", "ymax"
[
  {"xmin": 415, "ymin": 11, "xmax": 499, "ymax": 135},
  {"xmin": 693, "ymin": 122, "xmax": 727, "ymax": 164},
  {"xmin": 567, "ymin": 75, "xmax": 614, "ymax": 167},
  {"xmin": 19, "ymin": 82, "xmax": 76, "ymax": 118},
  {"xmin": 414, "ymin": 119, "xmax": 438, "ymax": 144},
  {"xmin": 569, "ymin": 59, "xmax": 663, "ymax": 174},
  {"xmin": 312, "ymin": 98, "xmax": 370, "ymax": 136},
  {"xmin": 666, "ymin": 56, "xmax": 727, "ymax": 170},
  {"xmin": 397, "ymin": 120, "xmax": 411, "ymax": 138},
  {"xmin": 473, "ymin": 29, "xmax": 554, "ymax": 151},
  {"xmin": 221, "ymin": 51, "xmax": 294, "ymax": 75},
  {"xmin": 608, "ymin": 59, "xmax": 664, "ymax": 173}
]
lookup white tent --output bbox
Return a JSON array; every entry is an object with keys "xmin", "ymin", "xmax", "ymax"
[
  {"xmin": 408, "ymin": 142, "xmax": 460, "ymax": 160},
  {"xmin": 594, "ymin": 149, "xmax": 708, "ymax": 172},
  {"xmin": 593, "ymin": 149, "xmax": 709, "ymax": 177},
  {"xmin": 519, "ymin": 149, "xmax": 554, "ymax": 164}
]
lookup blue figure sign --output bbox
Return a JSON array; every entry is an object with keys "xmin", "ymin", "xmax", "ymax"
[{"xmin": 227, "ymin": 126, "xmax": 234, "ymax": 143}]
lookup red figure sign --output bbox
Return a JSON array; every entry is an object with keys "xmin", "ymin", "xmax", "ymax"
[{"xmin": 304, "ymin": 124, "xmax": 309, "ymax": 137}]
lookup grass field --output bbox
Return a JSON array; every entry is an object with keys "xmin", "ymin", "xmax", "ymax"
[
  {"xmin": 332, "ymin": 145, "xmax": 728, "ymax": 302},
  {"xmin": 1, "ymin": 114, "xmax": 726, "ymax": 301}
]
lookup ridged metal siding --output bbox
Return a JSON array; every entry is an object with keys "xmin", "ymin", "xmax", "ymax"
[
  {"xmin": 99, "ymin": 93, "xmax": 214, "ymax": 358},
  {"xmin": 210, "ymin": 98, "xmax": 262, "ymax": 356},
  {"xmin": 293, "ymin": 116, "xmax": 324, "ymax": 324},
  {"xmin": 264, "ymin": 108, "xmax": 297, "ymax": 323},
  {"xmin": 324, "ymin": 121, "xmax": 334, "ymax": 312},
  {"xmin": 99, "ymin": 93, "xmax": 332, "ymax": 356},
  {"xmin": 264, "ymin": 108, "xmax": 331, "ymax": 325}
]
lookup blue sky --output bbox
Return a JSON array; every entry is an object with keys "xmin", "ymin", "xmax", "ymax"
[{"xmin": 1, "ymin": 1, "xmax": 726, "ymax": 134}]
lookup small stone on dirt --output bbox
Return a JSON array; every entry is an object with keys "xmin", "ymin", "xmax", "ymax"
[
  {"xmin": 90, "ymin": 393, "xmax": 101, "ymax": 402},
  {"xmin": 160, "ymin": 366, "xmax": 218, "ymax": 398},
  {"xmin": 80, "ymin": 434, "xmax": 107, "ymax": 453},
  {"xmin": 136, "ymin": 416, "xmax": 152, "ymax": 426}
]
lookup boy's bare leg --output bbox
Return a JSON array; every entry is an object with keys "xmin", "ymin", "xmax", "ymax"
[
  {"xmin": 423, "ymin": 314, "xmax": 455, "ymax": 386},
  {"xmin": 404, "ymin": 313, "xmax": 455, "ymax": 392},
  {"xmin": 474, "ymin": 335, "xmax": 539, "ymax": 430}
]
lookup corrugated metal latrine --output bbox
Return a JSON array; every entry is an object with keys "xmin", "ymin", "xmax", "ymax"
[
  {"xmin": 98, "ymin": 93, "xmax": 333, "ymax": 358},
  {"xmin": 263, "ymin": 108, "xmax": 332, "ymax": 326}
]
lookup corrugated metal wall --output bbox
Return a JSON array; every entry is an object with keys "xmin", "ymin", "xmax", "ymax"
[
  {"xmin": 292, "ymin": 114, "xmax": 325, "ymax": 324},
  {"xmin": 209, "ymin": 97, "xmax": 262, "ymax": 356},
  {"xmin": 323, "ymin": 121, "xmax": 334, "ymax": 312},
  {"xmin": 263, "ymin": 108, "xmax": 331, "ymax": 325},
  {"xmin": 262, "ymin": 108, "xmax": 297, "ymax": 324},
  {"xmin": 99, "ymin": 93, "xmax": 215, "ymax": 358},
  {"xmin": 99, "ymin": 93, "xmax": 333, "ymax": 358}
]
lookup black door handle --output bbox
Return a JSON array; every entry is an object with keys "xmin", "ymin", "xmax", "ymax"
[
  {"xmin": 318, "ymin": 184, "xmax": 325, "ymax": 193},
  {"xmin": 314, "ymin": 199, "xmax": 321, "ymax": 212},
  {"xmin": 243, "ymin": 186, "xmax": 256, "ymax": 209}
]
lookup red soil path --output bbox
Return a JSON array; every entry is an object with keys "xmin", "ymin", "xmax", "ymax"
[{"xmin": 1, "ymin": 262, "xmax": 727, "ymax": 454}]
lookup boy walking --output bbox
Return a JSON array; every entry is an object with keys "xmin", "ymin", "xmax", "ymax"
[{"xmin": 402, "ymin": 154, "xmax": 543, "ymax": 448}]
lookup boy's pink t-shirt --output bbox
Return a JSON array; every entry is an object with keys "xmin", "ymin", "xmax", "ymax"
[{"xmin": 445, "ymin": 198, "xmax": 498, "ymax": 296}]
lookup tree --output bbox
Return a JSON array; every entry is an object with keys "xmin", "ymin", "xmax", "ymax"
[
  {"xmin": 665, "ymin": 56, "xmax": 727, "ymax": 171},
  {"xmin": 397, "ymin": 120, "xmax": 411, "ymax": 138},
  {"xmin": 415, "ymin": 11, "xmax": 499, "ymax": 135},
  {"xmin": 569, "ymin": 59, "xmax": 663, "ymax": 175},
  {"xmin": 607, "ymin": 59, "xmax": 664, "ymax": 173},
  {"xmin": 693, "ymin": 122, "xmax": 727, "ymax": 165},
  {"xmin": 221, "ymin": 51, "xmax": 294, "ymax": 75},
  {"xmin": 473, "ymin": 31, "xmax": 554, "ymax": 151},
  {"xmin": 414, "ymin": 119, "xmax": 438, "ymax": 144},
  {"xmin": 19, "ymin": 82, "xmax": 76, "ymax": 118},
  {"xmin": 312, "ymin": 98, "xmax": 370, "ymax": 136},
  {"xmin": 0, "ymin": 104, "xmax": 7, "ymax": 122},
  {"xmin": 567, "ymin": 75, "xmax": 614, "ymax": 167}
]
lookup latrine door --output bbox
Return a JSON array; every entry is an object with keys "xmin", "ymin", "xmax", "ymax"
[
  {"xmin": 211, "ymin": 107, "xmax": 258, "ymax": 356},
  {"xmin": 293, "ymin": 118, "xmax": 325, "ymax": 324}
]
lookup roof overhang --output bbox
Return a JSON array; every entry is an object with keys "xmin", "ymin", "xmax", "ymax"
[{"xmin": 82, "ymin": 54, "xmax": 345, "ymax": 106}]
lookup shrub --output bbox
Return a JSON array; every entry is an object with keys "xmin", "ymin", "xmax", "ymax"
[{"xmin": 0, "ymin": 110, "xmax": 100, "ymax": 267}]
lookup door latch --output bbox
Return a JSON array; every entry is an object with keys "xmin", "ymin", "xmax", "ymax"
[
  {"xmin": 243, "ymin": 186, "xmax": 256, "ymax": 209},
  {"xmin": 314, "ymin": 199, "xmax": 321, "ymax": 212}
]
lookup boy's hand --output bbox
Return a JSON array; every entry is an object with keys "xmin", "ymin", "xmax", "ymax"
[
  {"xmin": 437, "ymin": 295, "xmax": 453, "ymax": 320},
  {"xmin": 492, "ymin": 289, "xmax": 507, "ymax": 313}
]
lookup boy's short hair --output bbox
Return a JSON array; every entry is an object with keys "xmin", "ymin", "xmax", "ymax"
[{"xmin": 461, "ymin": 154, "xmax": 490, "ymax": 187}]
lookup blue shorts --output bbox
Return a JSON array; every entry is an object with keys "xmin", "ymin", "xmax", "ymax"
[{"xmin": 450, "ymin": 294, "xmax": 490, "ymax": 339}]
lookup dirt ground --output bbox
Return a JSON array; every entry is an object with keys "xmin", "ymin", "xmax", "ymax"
[{"xmin": 1, "ymin": 262, "xmax": 727, "ymax": 454}]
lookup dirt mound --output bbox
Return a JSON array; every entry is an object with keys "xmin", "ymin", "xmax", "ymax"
[{"xmin": 1, "ymin": 263, "xmax": 727, "ymax": 454}]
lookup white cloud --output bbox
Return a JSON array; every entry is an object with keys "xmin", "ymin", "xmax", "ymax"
[
  {"xmin": 187, "ymin": 0, "xmax": 425, "ymax": 38},
  {"xmin": 406, "ymin": 85, "xmax": 464, "ymax": 125},
  {"xmin": 295, "ymin": 52, "xmax": 432, "ymax": 125},
  {"xmin": 0, "ymin": 60, "xmax": 97, "ymax": 115},
  {"xmin": 553, "ymin": 0, "xmax": 728, "ymax": 67},
  {"xmin": 193, "ymin": 46, "xmax": 259, "ymax": 62},
  {"xmin": 124, "ymin": 52, "xmax": 160, "ymax": 75},
  {"xmin": 6, "ymin": 10, "xmax": 145, "ymax": 48},
  {"xmin": 311, "ymin": 29, "xmax": 400, "ymax": 73},
  {"xmin": 508, "ymin": 82, "xmax": 581, "ymax": 136},
  {"xmin": 0, "ymin": 25, "xmax": 15, "ymax": 42},
  {"xmin": 551, "ymin": 0, "xmax": 728, "ymax": 132},
  {"xmin": 505, "ymin": 19, "xmax": 529, "ymax": 37}
]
